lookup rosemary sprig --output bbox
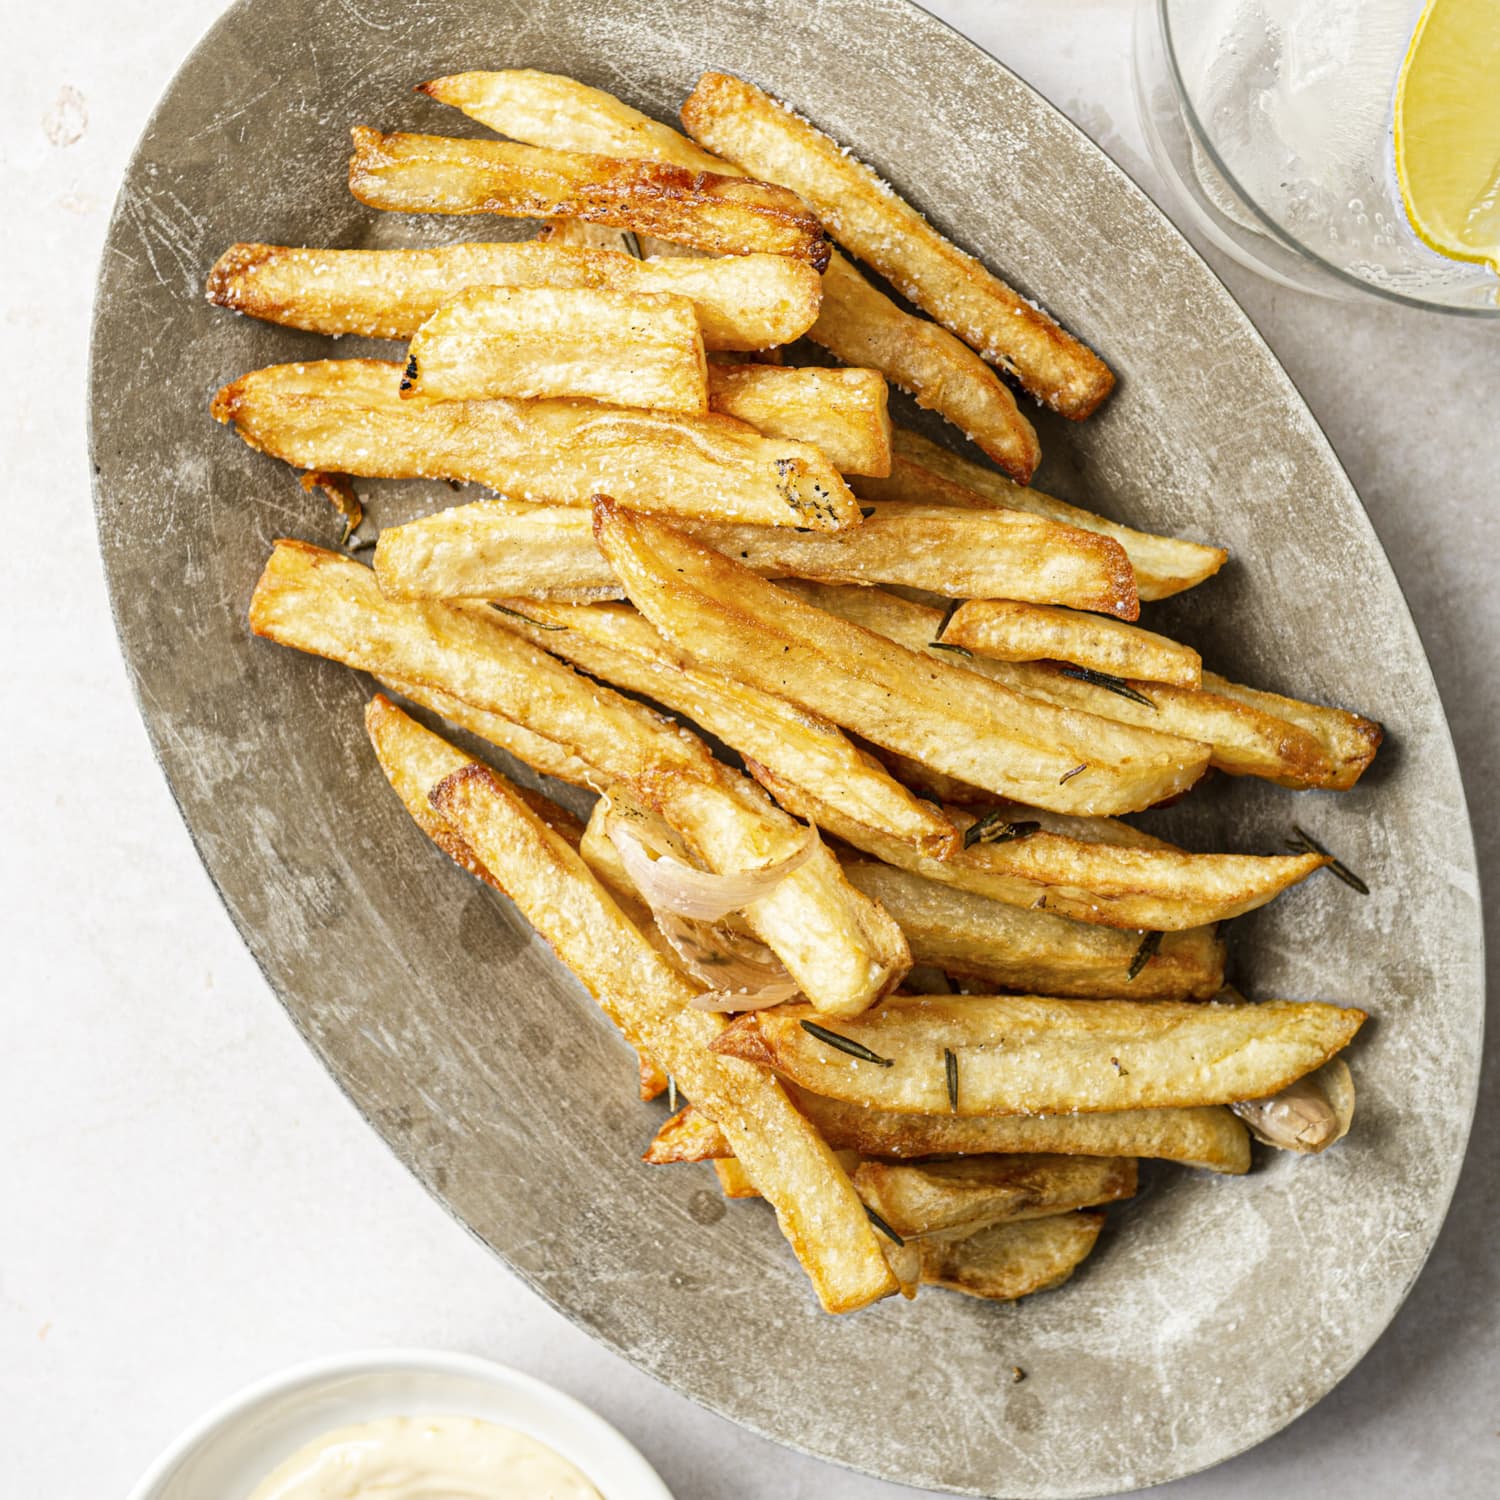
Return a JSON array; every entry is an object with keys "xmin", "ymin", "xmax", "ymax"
[
  {"xmin": 864, "ymin": 1204, "xmax": 906, "ymax": 1245},
  {"xmin": 1127, "ymin": 930, "xmax": 1163, "ymax": 981},
  {"xmin": 1286, "ymin": 825, "xmax": 1369, "ymax": 895},
  {"xmin": 1057, "ymin": 664, "xmax": 1157, "ymax": 710},
  {"xmin": 1059, "ymin": 763, "xmax": 1088, "ymax": 785},
  {"xmin": 962, "ymin": 810, "xmax": 1042, "ymax": 849},
  {"xmin": 944, "ymin": 1047, "xmax": 959, "ymax": 1113},
  {"xmin": 492, "ymin": 603, "xmax": 567, "ymax": 631},
  {"xmin": 801, "ymin": 1019, "xmax": 894, "ymax": 1067}
]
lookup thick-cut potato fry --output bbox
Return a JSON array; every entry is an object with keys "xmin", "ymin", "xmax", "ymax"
[
  {"xmin": 858, "ymin": 430, "xmax": 1228, "ymax": 601},
  {"xmin": 426, "ymin": 69, "xmax": 1041, "ymax": 481},
  {"xmin": 943, "ymin": 599, "xmax": 1203, "ymax": 688},
  {"xmin": 250, "ymin": 542, "xmax": 906, "ymax": 1014},
  {"xmin": 402, "ymin": 285, "xmax": 708, "ymax": 412},
  {"xmin": 713, "ymin": 994, "xmax": 1366, "ymax": 1115},
  {"xmin": 812, "ymin": 255, "xmax": 1040, "ymax": 483},
  {"xmin": 797, "ymin": 582, "xmax": 1381, "ymax": 790},
  {"xmin": 364, "ymin": 692, "xmax": 665, "ymax": 1092},
  {"xmin": 760, "ymin": 777, "xmax": 1326, "ymax": 930},
  {"xmin": 594, "ymin": 503, "xmax": 1210, "ymax": 816},
  {"xmin": 707, "ymin": 363, "xmax": 891, "ymax": 477},
  {"xmin": 854, "ymin": 1155, "xmax": 1137, "ymax": 1241},
  {"xmin": 842, "ymin": 861, "xmax": 1226, "ymax": 999},
  {"xmin": 213, "ymin": 360, "xmax": 860, "ymax": 530},
  {"xmin": 419, "ymin": 756, "xmax": 894, "ymax": 1312},
  {"xmin": 919, "ymin": 1213, "xmax": 1104, "ymax": 1301},
  {"xmin": 348, "ymin": 127, "xmax": 831, "ymax": 268},
  {"xmin": 680, "ymin": 72, "xmax": 1114, "ymax": 418},
  {"xmin": 490, "ymin": 598, "xmax": 957, "ymax": 857},
  {"xmin": 374, "ymin": 496, "xmax": 1135, "ymax": 614},
  {"xmin": 206, "ymin": 240, "xmax": 822, "ymax": 350},
  {"xmin": 647, "ymin": 1094, "xmax": 1251, "ymax": 1173},
  {"xmin": 712, "ymin": 1158, "xmax": 761, "ymax": 1199},
  {"xmin": 639, "ymin": 1052, "xmax": 669, "ymax": 1103}
]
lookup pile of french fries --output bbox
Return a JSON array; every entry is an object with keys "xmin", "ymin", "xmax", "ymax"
[{"xmin": 209, "ymin": 68, "xmax": 1379, "ymax": 1316}]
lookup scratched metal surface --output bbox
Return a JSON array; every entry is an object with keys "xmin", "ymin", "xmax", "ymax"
[{"xmin": 87, "ymin": 1, "xmax": 1482, "ymax": 1495}]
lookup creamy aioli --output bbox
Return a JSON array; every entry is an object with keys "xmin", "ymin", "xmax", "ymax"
[{"xmin": 246, "ymin": 1414, "xmax": 603, "ymax": 1500}]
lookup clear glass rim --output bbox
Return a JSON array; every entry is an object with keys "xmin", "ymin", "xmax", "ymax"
[{"xmin": 1156, "ymin": 0, "xmax": 1500, "ymax": 318}]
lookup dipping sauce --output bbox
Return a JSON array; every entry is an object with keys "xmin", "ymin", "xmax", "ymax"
[{"xmin": 246, "ymin": 1414, "xmax": 603, "ymax": 1500}]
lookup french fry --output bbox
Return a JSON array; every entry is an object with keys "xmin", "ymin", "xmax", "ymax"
[
  {"xmin": 680, "ymin": 72, "xmax": 1114, "ymax": 418},
  {"xmin": 250, "ymin": 542, "xmax": 907, "ymax": 1015},
  {"xmin": 410, "ymin": 753, "xmax": 894, "ymax": 1311},
  {"xmin": 401, "ymin": 285, "xmax": 709, "ymax": 412},
  {"xmin": 365, "ymin": 692, "xmax": 663, "ymax": 1093},
  {"xmin": 646, "ymin": 1095, "xmax": 1252, "ymax": 1174},
  {"xmin": 712, "ymin": 994, "xmax": 1366, "ymax": 1115},
  {"xmin": 757, "ymin": 777, "xmax": 1326, "ymax": 931},
  {"xmin": 373, "ymin": 496, "xmax": 1137, "ymax": 614},
  {"xmin": 853, "ymin": 1155, "xmax": 1137, "ymax": 1241},
  {"xmin": 706, "ymin": 363, "xmax": 891, "ymax": 477},
  {"xmin": 593, "ymin": 503, "xmax": 1210, "ymax": 816},
  {"xmin": 795, "ymin": 582, "xmax": 1381, "ymax": 791},
  {"xmin": 841, "ymin": 861, "xmax": 1226, "ymax": 999},
  {"xmin": 489, "ymin": 598, "xmax": 957, "ymax": 857},
  {"xmin": 348, "ymin": 127, "xmax": 831, "ymax": 268},
  {"xmin": 206, "ymin": 240, "xmax": 822, "ymax": 350},
  {"xmin": 213, "ymin": 360, "xmax": 860, "ymax": 530},
  {"xmin": 639, "ymin": 1052, "xmax": 670, "ymax": 1103},
  {"xmin": 712, "ymin": 1158, "xmax": 763, "ymax": 1199},
  {"xmin": 942, "ymin": 599, "xmax": 1203, "ymax": 688},
  {"xmin": 857, "ymin": 429, "xmax": 1228, "ymax": 601},
  {"xmin": 918, "ymin": 1213, "xmax": 1104, "ymax": 1301},
  {"xmin": 424, "ymin": 69, "xmax": 1040, "ymax": 480},
  {"xmin": 811, "ymin": 255, "xmax": 1040, "ymax": 483}
]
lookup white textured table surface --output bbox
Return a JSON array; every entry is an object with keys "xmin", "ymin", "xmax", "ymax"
[{"xmin": 4, "ymin": 2, "xmax": 1495, "ymax": 1496}]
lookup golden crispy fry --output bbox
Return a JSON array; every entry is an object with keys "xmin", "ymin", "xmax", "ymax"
[
  {"xmin": 854, "ymin": 1155, "xmax": 1136, "ymax": 1241},
  {"xmin": 647, "ymin": 1093, "xmax": 1251, "ymax": 1173},
  {"xmin": 250, "ymin": 542, "xmax": 906, "ymax": 1015},
  {"xmin": 213, "ymin": 360, "xmax": 860, "ymax": 530},
  {"xmin": 680, "ymin": 72, "xmax": 1113, "ymax": 418},
  {"xmin": 811, "ymin": 255, "xmax": 1040, "ymax": 482},
  {"xmin": 712, "ymin": 1158, "xmax": 761, "ymax": 1199},
  {"xmin": 919, "ymin": 1213, "xmax": 1104, "ymax": 1300},
  {"xmin": 759, "ymin": 776, "xmax": 1325, "ymax": 930},
  {"xmin": 707, "ymin": 364, "xmax": 891, "ymax": 476},
  {"xmin": 422, "ymin": 70, "xmax": 732, "ymax": 174},
  {"xmin": 593, "ymin": 504, "xmax": 1209, "ymax": 816},
  {"xmin": 841, "ymin": 861, "xmax": 1226, "ymax": 999},
  {"xmin": 857, "ymin": 430, "xmax": 1228, "ymax": 601},
  {"xmin": 639, "ymin": 1052, "xmax": 669, "ymax": 1103},
  {"xmin": 402, "ymin": 285, "xmax": 708, "ymax": 412},
  {"xmin": 372, "ymin": 495, "xmax": 1136, "ymax": 615},
  {"xmin": 490, "ymin": 598, "xmax": 957, "ymax": 857},
  {"xmin": 713, "ymin": 994, "xmax": 1365, "ymax": 1115},
  {"xmin": 365, "ymin": 692, "xmax": 664, "ymax": 1088},
  {"xmin": 417, "ymin": 754, "xmax": 894, "ymax": 1312},
  {"xmin": 426, "ymin": 69, "xmax": 1041, "ymax": 481},
  {"xmin": 347, "ymin": 127, "xmax": 830, "ymax": 268},
  {"xmin": 642, "ymin": 1105, "xmax": 731, "ymax": 1164},
  {"xmin": 943, "ymin": 599, "xmax": 1203, "ymax": 688},
  {"xmin": 796, "ymin": 582, "xmax": 1381, "ymax": 790},
  {"xmin": 206, "ymin": 240, "xmax": 822, "ymax": 350}
]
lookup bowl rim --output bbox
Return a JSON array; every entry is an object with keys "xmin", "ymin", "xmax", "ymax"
[
  {"xmin": 1151, "ymin": 0, "xmax": 1500, "ymax": 317},
  {"xmin": 123, "ymin": 1346, "xmax": 675, "ymax": 1500}
]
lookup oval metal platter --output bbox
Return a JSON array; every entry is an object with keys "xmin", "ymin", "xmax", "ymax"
[{"xmin": 88, "ymin": 1, "xmax": 1483, "ymax": 1494}]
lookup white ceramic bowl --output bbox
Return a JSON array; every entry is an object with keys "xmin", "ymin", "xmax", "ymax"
[{"xmin": 125, "ymin": 1348, "xmax": 674, "ymax": 1500}]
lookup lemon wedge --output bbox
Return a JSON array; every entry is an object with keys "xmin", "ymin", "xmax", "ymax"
[{"xmin": 1394, "ymin": 0, "xmax": 1500, "ymax": 273}]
